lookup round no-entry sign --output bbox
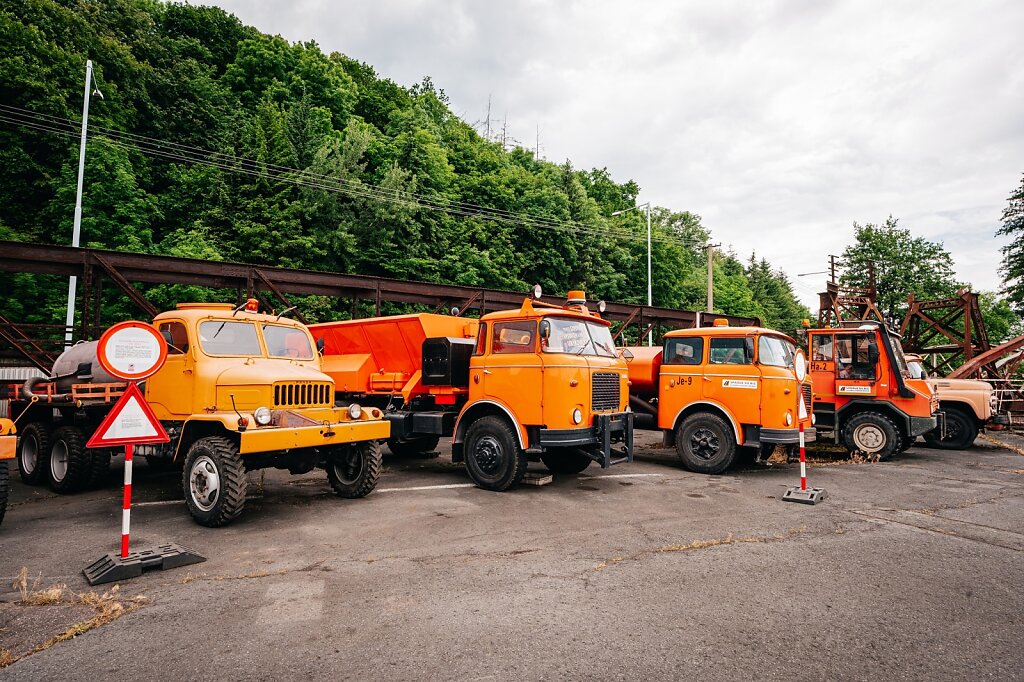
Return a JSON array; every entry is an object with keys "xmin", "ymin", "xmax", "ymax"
[{"xmin": 96, "ymin": 321, "xmax": 168, "ymax": 381}]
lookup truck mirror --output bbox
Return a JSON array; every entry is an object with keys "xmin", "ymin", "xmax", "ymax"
[
  {"xmin": 620, "ymin": 347, "xmax": 634, "ymax": 363},
  {"xmin": 867, "ymin": 342, "xmax": 879, "ymax": 364},
  {"xmin": 316, "ymin": 337, "xmax": 325, "ymax": 355},
  {"xmin": 539, "ymin": 320, "xmax": 551, "ymax": 340}
]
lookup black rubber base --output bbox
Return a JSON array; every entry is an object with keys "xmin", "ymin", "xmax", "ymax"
[
  {"xmin": 782, "ymin": 487, "xmax": 828, "ymax": 505},
  {"xmin": 83, "ymin": 543, "xmax": 206, "ymax": 585}
]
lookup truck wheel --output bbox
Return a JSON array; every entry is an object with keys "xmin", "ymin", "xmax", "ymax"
[
  {"xmin": 464, "ymin": 416, "xmax": 527, "ymax": 491},
  {"xmin": 896, "ymin": 434, "xmax": 915, "ymax": 453},
  {"xmin": 183, "ymin": 436, "xmax": 247, "ymax": 527},
  {"xmin": 387, "ymin": 436, "xmax": 441, "ymax": 458},
  {"xmin": 327, "ymin": 440, "xmax": 383, "ymax": 498},
  {"xmin": 540, "ymin": 448, "xmax": 593, "ymax": 474},
  {"xmin": 923, "ymin": 409, "xmax": 978, "ymax": 450},
  {"xmin": 49, "ymin": 426, "xmax": 91, "ymax": 493},
  {"xmin": 0, "ymin": 462, "xmax": 9, "ymax": 526},
  {"xmin": 86, "ymin": 449, "xmax": 112, "ymax": 488},
  {"xmin": 17, "ymin": 422, "xmax": 50, "ymax": 486},
  {"xmin": 675, "ymin": 413, "xmax": 736, "ymax": 474},
  {"xmin": 842, "ymin": 412, "xmax": 898, "ymax": 461}
]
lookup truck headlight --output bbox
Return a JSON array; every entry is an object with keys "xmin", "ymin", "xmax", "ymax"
[
  {"xmin": 785, "ymin": 411, "xmax": 793, "ymax": 426},
  {"xmin": 254, "ymin": 407, "xmax": 273, "ymax": 426},
  {"xmin": 348, "ymin": 403, "xmax": 362, "ymax": 420},
  {"xmin": 989, "ymin": 394, "xmax": 998, "ymax": 409},
  {"xmin": 572, "ymin": 408, "xmax": 583, "ymax": 425},
  {"xmin": 811, "ymin": 413, "xmax": 816, "ymax": 425}
]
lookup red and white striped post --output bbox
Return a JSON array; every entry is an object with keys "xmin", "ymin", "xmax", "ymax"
[
  {"xmin": 121, "ymin": 443, "xmax": 134, "ymax": 558},
  {"xmin": 783, "ymin": 419, "xmax": 826, "ymax": 504},
  {"xmin": 799, "ymin": 423, "xmax": 807, "ymax": 491}
]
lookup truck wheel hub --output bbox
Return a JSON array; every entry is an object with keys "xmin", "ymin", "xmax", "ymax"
[
  {"xmin": 189, "ymin": 455, "xmax": 221, "ymax": 512},
  {"xmin": 474, "ymin": 436, "xmax": 503, "ymax": 474},
  {"xmin": 853, "ymin": 424, "xmax": 884, "ymax": 452},
  {"xmin": 689, "ymin": 428, "xmax": 720, "ymax": 460},
  {"xmin": 333, "ymin": 448, "xmax": 365, "ymax": 485},
  {"xmin": 23, "ymin": 436, "xmax": 39, "ymax": 474},
  {"xmin": 51, "ymin": 442, "xmax": 69, "ymax": 481}
]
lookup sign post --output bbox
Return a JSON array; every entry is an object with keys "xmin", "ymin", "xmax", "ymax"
[{"xmin": 82, "ymin": 322, "xmax": 205, "ymax": 585}]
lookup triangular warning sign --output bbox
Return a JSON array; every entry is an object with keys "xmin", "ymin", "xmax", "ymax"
[{"xmin": 86, "ymin": 381, "xmax": 170, "ymax": 448}]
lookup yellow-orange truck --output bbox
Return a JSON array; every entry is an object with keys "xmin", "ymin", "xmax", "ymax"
[
  {"xmin": 311, "ymin": 289, "xmax": 634, "ymax": 490},
  {"xmin": 6, "ymin": 301, "xmax": 390, "ymax": 526},
  {"xmin": 625, "ymin": 321, "xmax": 815, "ymax": 473}
]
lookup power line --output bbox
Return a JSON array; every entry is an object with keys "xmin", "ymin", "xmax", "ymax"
[{"xmin": 0, "ymin": 104, "xmax": 711, "ymax": 249}]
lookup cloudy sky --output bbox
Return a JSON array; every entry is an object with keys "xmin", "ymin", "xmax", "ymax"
[{"xmin": 210, "ymin": 0, "xmax": 1023, "ymax": 306}]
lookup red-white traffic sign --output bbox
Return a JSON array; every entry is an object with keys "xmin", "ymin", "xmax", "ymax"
[
  {"xmin": 96, "ymin": 321, "xmax": 168, "ymax": 381},
  {"xmin": 86, "ymin": 382, "xmax": 170, "ymax": 448}
]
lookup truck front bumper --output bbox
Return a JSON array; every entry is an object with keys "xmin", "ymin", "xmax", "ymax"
[
  {"xmin": 759, "ymin": 426, "xmax": 817, "ymax": 445},
  {"xmin": 909, "ymin": 415, "xmax": 939, "ymax": 438},
  {"xmin": 531, "ymin": 411, "xmax": 634, "ymax": 468},
  {"xmin": 239, "ymin": 419, "xmax": 390, "ymax": 454}
]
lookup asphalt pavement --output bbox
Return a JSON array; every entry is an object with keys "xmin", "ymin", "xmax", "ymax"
[{"xmin": 1, "ymin": 432, "xmax": 1022, "ymax": 680}]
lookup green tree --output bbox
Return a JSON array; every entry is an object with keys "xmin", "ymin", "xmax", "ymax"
[
  {"xmin": 840, "ymin": 216, "xmax": 959, "ymax": 324},
  {"xmin": 997, "ymin": 173, "xmax": 1024, "ymax": 312}
]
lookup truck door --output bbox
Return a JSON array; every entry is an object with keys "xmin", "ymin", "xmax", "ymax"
[
  {"xmin": 833, "ymin": 332, "xmax": 878, "ymax": 398},
  {"xmin": 809, "ymin": 331, "xmax": 838, "ymax": 432},
  {"xmin": 702, "ymin": 335, "xmax": 758, "ymax": 435},
  {"xmin": 659, "ymin": 336, "xmax": 705, "ymax": 431},
  {"xmin": 483, "ymin": 320, "xmax": 543, "ymax": 427},
  {"xmin": 144, "ymin": 320, "xmax": 195, "ymax": 418}
]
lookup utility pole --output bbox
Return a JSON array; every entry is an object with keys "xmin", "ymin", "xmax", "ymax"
[
  {"xmin": 645, "ymin": 203, "xmax": 652, "ymax": 346},
  {"xmin": 65, "ymin": 59, "xmax": 101, "ymax": 344},
  {"xmin": 535, "ymin": 124, "xmax": 540, "ymax": 160},
  {"xmin": 706, "ymin": 243, "xmax": 719, "ymax": 313},
  {"xmin": 484, "ymin": 94, "xmax": 492, "ymax": 140}
]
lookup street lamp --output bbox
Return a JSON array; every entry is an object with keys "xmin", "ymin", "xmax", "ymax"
[
  {"xmin": 611, "ymin": 202, "xmax": 652, "ymax": 345},
  {"xmin": 65, "ymin": 58, "xmax": 103, "ymax": 344}
]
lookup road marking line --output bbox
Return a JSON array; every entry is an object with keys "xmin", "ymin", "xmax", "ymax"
[
  {"xmin": 375, "ymin": 483, "xmax": 478, "ymax": 493},
  {"xmin": 586, "ymin": 473, "xmax": 665, "ymax": 479},
  {"xmin": 133, "ymin": 499, "xmax": 182, "ymax": 507}
]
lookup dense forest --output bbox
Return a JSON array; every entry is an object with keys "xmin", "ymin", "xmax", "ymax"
[{"xmin": 2, "ymin": 0, "xmax": 815, "ymax": 335}]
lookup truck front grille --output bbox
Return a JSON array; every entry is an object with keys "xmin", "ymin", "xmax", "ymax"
[
  {"xmin": 591, "ymin": 373, "xmax": 621, "ymax": 412},
  {"xmin": 274, "ymin": 382, "xmax": 332, "ymax": 408},
  {"xmin": 801, "ymin": 384, "xmax": 813, "ymax": 414}
]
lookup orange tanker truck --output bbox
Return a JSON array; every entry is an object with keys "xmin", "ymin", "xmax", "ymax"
[
  {"xmin": 624, "ymin": 320, "xmax": 815, "ymax": 474},
  {"xmin": 806, "ymin": 321, "xmax": 937, "ymax": 459},
  {"xmin": 310, "ymin": 288, "xmax": 634, "ymax": 491}
]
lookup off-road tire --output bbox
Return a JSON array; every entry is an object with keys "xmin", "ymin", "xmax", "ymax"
[
  {"xmin": 86, "ymin": 448, "xmax": 112, "ymax": 488},
  {"xmin": 896, "ymin": 434, "xmax": 914, "ymax": 454},
  {"xmin": 540, "ymin": 448, "xmax": 593, "ymax": 474},
  {"xmin": 842, "ymin": 412, "xmax": 899, "ymax": 461},
  {"xmin": 49, "ymin": 426, "xmax": 91, "ymax": 494},
  {"xmin": 464, "ymin": 416, "xmax": 528, "ymax": 491},
  {"xmin": 923, "ymin": 408, "xmax": 978, "ymax": 450},
  {"xmin": 183, "ymin": 436, "xmax": 247, "ymax": 527},
  {"xmin": 0, "ymin": 463, "xmax": 9, "ymax": 526},
  {"xmin": 327, "ymin": 440, "xmax": 383, "ymax": 498},
  {"xmin": 17, "ymin": 422, "xmax": 50, "ymax": 486},
  {"xmin": 675, "ymin": 413, "xmax": 736, "ymax": 474},
  {"xmin": 387, "ymin": 436, "xmax": 441, "ymax": 458}
]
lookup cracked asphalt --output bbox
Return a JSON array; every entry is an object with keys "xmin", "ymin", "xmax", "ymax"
[{"xmin": 1, "ymin": 432, "xmax": 1022, "ymax": 680}]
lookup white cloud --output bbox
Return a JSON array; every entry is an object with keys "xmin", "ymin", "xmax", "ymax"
[{"xmin": 211, "ymin": 0, "xmax": 1024, "ymax": 305}]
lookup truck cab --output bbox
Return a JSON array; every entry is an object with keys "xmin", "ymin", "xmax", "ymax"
[
  {"xmin": 808, "ymin": 321, "xmax": 937, "ymax": 459},
  {"xmin": 627, "ymin": 321, "xmax": 814, "ymax": 474},
  {"xmin": 453, "ymin": 291, "xmax": 633, "ymax": 489}
]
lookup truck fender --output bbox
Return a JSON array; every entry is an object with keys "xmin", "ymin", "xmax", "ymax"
[
  {"xmin": 173, "ymin": 417, "xmax": 236, "ymax": 461},
  {"xmin": 453, "ymin": 400, "xmax": 527, "ymax": 451},
  {"xmin": 669, "ymin": 401, "xmax": 742, "ymax": 444}
]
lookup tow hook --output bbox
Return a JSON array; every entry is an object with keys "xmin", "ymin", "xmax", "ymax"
[{"xmin": 321, "ymin": 421, "xmax": 336, "ymax": 439}]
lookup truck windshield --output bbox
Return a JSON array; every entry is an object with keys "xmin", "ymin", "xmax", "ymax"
[
  {"xmin": 906, "ymin": 359, "xmax": 927, "ymax": 379},
  {"xmin": 543, "ymin": 318, "xmax": 617, "ymax": 357},
  {"xmin": 758, "ymin": 335, "xmax": 796, "ymax": 368},
  {"xmin": 198, "ymin": 321, "xmax": 262, "ymax": 356},
  {"xmin": 263, "ymin": 324, "xmax": 314, "ymax": 360}
]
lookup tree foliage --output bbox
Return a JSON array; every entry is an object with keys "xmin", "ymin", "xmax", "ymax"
[
  {"xmin": 997, "ymin": 173, "xmax": 1024, "ymax": 312},
  {"xmin": 1, "ymin": 0, "xmax": 808, "ymax": 333}
]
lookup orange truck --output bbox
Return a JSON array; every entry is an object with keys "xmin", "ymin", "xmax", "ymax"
[
  {"xmin": 807, "ymin": 321, "xmax": 937, "ymax": 459},
  {"xmin": 310, "ymin": 289, "xmax": 634, "ymax": 491},
  {"xmin": 624, "ymin": 320, "xmax": 815, "ymax": 474}
]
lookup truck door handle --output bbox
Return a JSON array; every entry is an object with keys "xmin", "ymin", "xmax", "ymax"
[{"xmin": 483, "ymin": 369, "xmax": 493, "ymax": 375}]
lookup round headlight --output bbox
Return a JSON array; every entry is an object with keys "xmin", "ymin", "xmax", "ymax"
[
  {"xmin": 597, "ymin": 300, "xmax": 607, "ymax": 313},
  {"xmin": 794, "ymin": 349, "xmax": 807, "ymax": 382},
  {"xmin": 785, "ymin": 411, "xmax": 793, "ymax": 426},
  {"xmin": 348, "ymin": 403, "xmax": 362, "ymax": 420},
  {"xmin": 254, "ymin": 407, "xmax": 273, "ymax": 426},
  {"xmin": 572, "ymin": 408, "xmax": 583, "ymax": 425},
  {"xmin": 811, "ymin": 413, "xmax": 817, "ymax": 425},
  {"xmin": 531, "ymin": 284, "xmax": 543, "ymax": 299}
]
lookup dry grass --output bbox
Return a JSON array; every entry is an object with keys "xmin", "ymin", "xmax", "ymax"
[
  {"xmin": 593, "ymin": 527, "xmax": 806, "ymax": 572},
  {"xmin": 2, "ymin": 569, "xmax": 148, "ymax": 669}
]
